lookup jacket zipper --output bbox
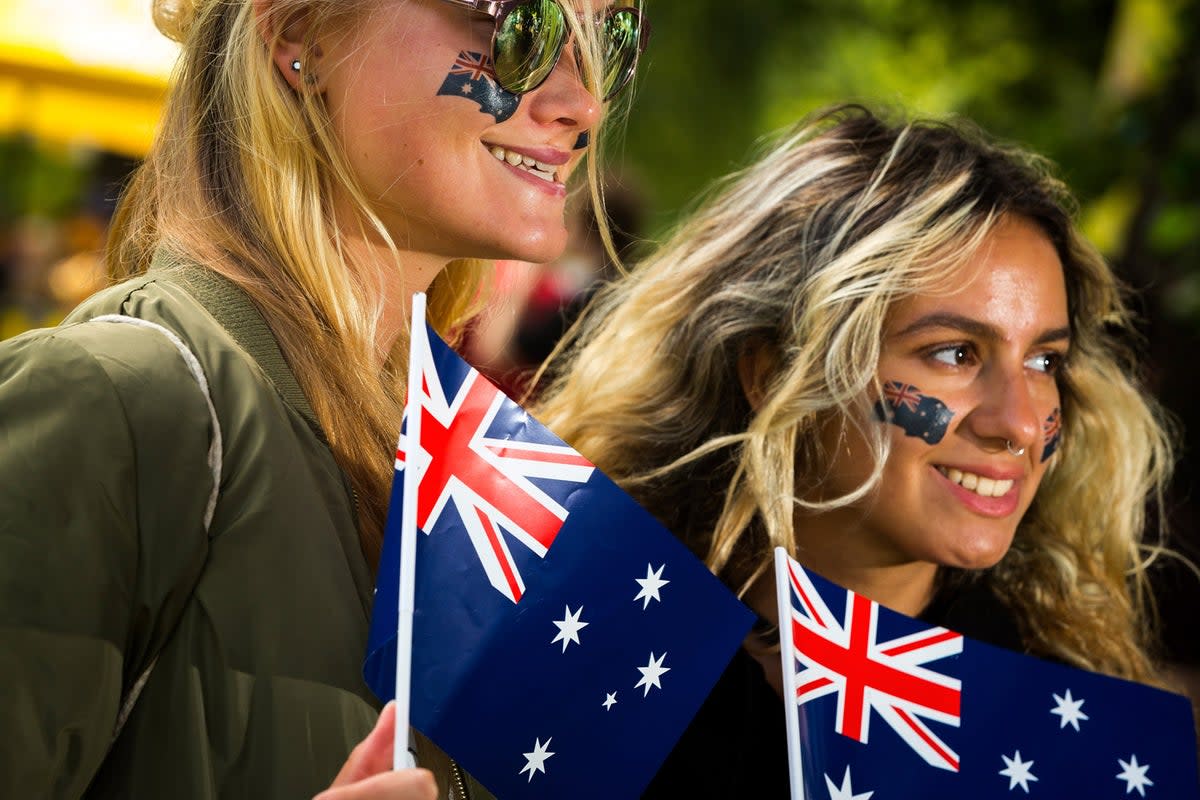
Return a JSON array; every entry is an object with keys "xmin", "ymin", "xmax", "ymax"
[{"xmin": 450, "ymin": 761, "xmax": 471, "ymax": 800}]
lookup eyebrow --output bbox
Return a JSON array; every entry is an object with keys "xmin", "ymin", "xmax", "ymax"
[{"xmin": 892, "ymin": 311, "xmax": 1071, "ymax": 346}]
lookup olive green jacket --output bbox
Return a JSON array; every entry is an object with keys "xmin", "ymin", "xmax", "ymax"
[{"xmin": 0, "ymin": 259, "xmax": 490, "ymax": 799}]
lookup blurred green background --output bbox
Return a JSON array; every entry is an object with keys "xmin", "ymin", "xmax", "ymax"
[{"xmin": 2, "ymin": 0, "xmax": 1198, "ymax": 655}]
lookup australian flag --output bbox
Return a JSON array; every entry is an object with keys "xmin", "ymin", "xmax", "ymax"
[
  {"xmin": 874, "ymin": 380, "xmax": 955, "ymax": 444},
  {"xmin": 437, "ymin": 51, "xmax": 520, "ymax": 123},
  {"xmin": 772, "ymin": 548, "xmax": 1200, "ymax": 798},
  {"xmin": 363, "ymin": 316, "xmax": 754, "ymax": 799}
]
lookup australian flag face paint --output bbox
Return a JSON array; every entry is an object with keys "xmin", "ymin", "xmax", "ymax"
[
  {"xmin": 573, "ymin": 131, "xmax": 590, "ymax": 150},
  {"xmin": 874, "ymin": 380, "xmax": 955, "ymax": 445},
  {"xmin": 438, "ymin": 51, "xmax": 520, "ymax": 123},
  {"xmin": 1041, "ymin": 407, "xmax": 1062, "ymax": 462}
]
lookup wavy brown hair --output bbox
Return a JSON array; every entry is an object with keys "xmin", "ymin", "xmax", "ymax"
[{"xmin": 536, "ymin": 105, "xmax": 1176, "ymax": 683}]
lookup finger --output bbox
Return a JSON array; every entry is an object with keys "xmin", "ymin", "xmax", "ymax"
[
  {"xmin": 313, "ymin": 768, "xmax": 437, "ymax": 800},
  {"xmin": 328, "ymin": 702, "xmax": 399, "ymax": 787}
]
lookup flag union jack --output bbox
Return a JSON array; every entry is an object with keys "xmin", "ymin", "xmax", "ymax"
[
  {"xmin": 396, "ymin": 323, "xmax": 595, "ymax": 604},
  {"xmin": 450, "ymin": 50, "xmax": 498, "ymax": 83},
  {"xmin": 883, "ymin": 381, "xmax": 924, "ymax": 413},
  {"xmin": 1043, "ymin": 408, "xmax": 1061, "ymax": 444},
  {"xmin": 783, "ymin": 558, "xmax": 964, "ymax": 771}
]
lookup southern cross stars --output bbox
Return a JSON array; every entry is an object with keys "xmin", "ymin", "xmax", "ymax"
[
  {"xmin": 1116, "ymin": 754, "xmax": 1153, "ymax": 797},
  {"xmin": 634, "ymin": 563, "xmax": 669, "ymax": 609},
  {"xmin": 999, "ymin": 750, "xmax": 1038, "ymax": 793},
  {"xmin": 635, "ymin": 652, "xmax": 670, "ymax": 696},
  {"xmin": 519, "ymin": 737, "xmax": 554, "ymax": 782},
  {"xmin": 602, "ymin": 692, "xmax": 618, "ymax": 710},
  {"xmin": 1050, "ymin": 689, "xmax": 1089, "ymax": 731},
  {"xmin": 551, "ymin": 605, "xmax": 589, "ymax": 653},
  {"xmin": 824, "ymin": 766, "xmax": 874, "ymax": 799}
]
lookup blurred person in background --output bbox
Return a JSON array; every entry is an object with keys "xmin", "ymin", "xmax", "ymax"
[
  {"xmin": 536, "ymin": 104, "xmax": 1193, "ymax": 795},
  {"xmin": 464, "ymin": 171, "xmax": 645, "ymax": 399},
  {"xmin": 0, "ymin": 0, "xmax": 648, "ymax": 797}
]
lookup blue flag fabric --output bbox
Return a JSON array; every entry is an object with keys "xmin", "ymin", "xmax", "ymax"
[
  {"xmin": 773, "ymin": 548, "xmax": 1200, "ymax": 799},
  {"xmin": 364, "ymin": 321, "xmax": 755, "ymax": 799}
]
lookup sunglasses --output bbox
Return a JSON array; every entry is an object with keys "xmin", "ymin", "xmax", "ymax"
[{"xmin": 439, "ymin": 1, "xmax": 649, "ymax": 101}]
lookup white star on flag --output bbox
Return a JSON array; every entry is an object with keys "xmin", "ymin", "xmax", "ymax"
[
  {"xmin": 550, "ymin": 605, "xmax": 589, "ymax": 652},
  {"xmin": 824, "ymin": 766, "xmax": 874, "ymax": 799},
  {"xmin": 518, "ymin": 737, "xmax": 554, "ymax": 782},
  {"xmin": 602, "ymin": 692, "xmax": 618, "ymax": 711},
  {"xmin": 635, "ymin": 651, "xmax": 670, "ymax": 696},
  {"xmin": 1116, "ymin": 754, "xmax": 1153, "ymax": 797},
  {"xmin": 1050, "ymin": 689, "xmax": 1089, "ymax": 731},
  {"xmin": 999, "ymin": 750, "xmax": 1038, "ymax": 793},
  {"xmin": 634, "ymin": 563, "xmax": 670, "ymax": 609}
]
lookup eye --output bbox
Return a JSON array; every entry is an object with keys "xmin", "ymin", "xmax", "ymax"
[
  {"xmin": 1025, "ymin": 351, "xmax": 1065, "ymax": 375},
  {"xmin": 928, "ymin": 343, "xmax": 976, "ymax": 367}
]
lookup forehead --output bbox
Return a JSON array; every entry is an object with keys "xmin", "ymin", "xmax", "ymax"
[{"xmin": 887, "ymin": 216, "xmax": 1069, "ymax": 339}]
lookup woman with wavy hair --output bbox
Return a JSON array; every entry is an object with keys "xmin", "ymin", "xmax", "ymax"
[
  {"xmin": 535, "ymin": 104, "xmax": 1179, "ymax": 794},
  {"xmin": 0, "ymin": 0, "xmax": 648, "ymax": 797}
]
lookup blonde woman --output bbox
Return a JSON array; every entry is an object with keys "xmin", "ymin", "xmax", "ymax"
[
  {"xmin": 535, "ymin": 105, "xmax": 1179, "ymax": 795},
  {"xmin": 0, "ymin": 0, "xmax": 648, "ymax": 798}
]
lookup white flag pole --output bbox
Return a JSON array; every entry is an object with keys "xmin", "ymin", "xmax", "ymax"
[
  {"xmin": 393, "ymin": 292, "xmax": 427, "ymax": 771},
  {"xmin": 775, "ymin": 547, "xmax": 807, "ymax": 800}
]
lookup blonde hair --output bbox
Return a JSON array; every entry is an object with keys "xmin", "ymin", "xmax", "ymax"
[
  {"xmin": 536, "ymin": 105, "xmax": 1176, "ymax": 683},
  {"xmin": 109, "ymin": 0, "xmax": 625, "ymax": 569}
]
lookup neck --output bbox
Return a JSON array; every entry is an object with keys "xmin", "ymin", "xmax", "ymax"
[
  {"xmin": 747, "ymin": 519, "xmax": 940, "ymax": 626},
  {"xmin": 339, "ymin": 232, "xmax": 453, "ymax": 357}
]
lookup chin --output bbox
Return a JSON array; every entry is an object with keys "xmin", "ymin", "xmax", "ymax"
[
  {"xmin": 506, "ymin": 227, "xmax": 568, "ymax": 264},
  {"xmin": 942, "ymin": 535, "xmax": 1014, "ymax": 571}
]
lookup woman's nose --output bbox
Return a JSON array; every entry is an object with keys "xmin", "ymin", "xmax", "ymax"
[
  {"xmin": 974, "ymin": 366, "xmax": 1042, "ymax": 454},
  {"xmin": 522, "ymin": 44, "xmax": 602, "ymax": 133}
]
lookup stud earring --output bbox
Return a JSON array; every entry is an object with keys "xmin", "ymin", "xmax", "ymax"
[{"xmin": 291, "ymin": 59, "xmax": 301, "ymax": 72}]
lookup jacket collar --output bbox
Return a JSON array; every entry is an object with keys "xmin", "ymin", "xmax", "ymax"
[{"xmin": 148, "ymin": 249, "xmax": 325, "ymax": 441}]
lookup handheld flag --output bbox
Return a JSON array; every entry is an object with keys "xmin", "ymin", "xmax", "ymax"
[
  {"xmin": 364, "ymin": 300, "xmax": 755, "ymax": 798},
  {"xmin": 773, "ymin": 547, "xmax": 1200, "ymax": 799}
]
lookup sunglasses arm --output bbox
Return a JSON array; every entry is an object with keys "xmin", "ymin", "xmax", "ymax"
[{"xmin": 440, "ymin": 0, "xmax": 515, "ymax": 14}]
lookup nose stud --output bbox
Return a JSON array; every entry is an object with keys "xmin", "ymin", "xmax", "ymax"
[{"xmin": 1006, "ymin": 440, "xmax": 1025, "ymax": 456}]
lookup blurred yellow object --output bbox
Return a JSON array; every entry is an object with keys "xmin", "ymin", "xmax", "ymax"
[
  {"xmin": 0, "ymin": 0, "xmax": 179, "ymax": 158},
  {"xmin": 47, "ymin": 249, "xmax": 106, "ymax": 307}
]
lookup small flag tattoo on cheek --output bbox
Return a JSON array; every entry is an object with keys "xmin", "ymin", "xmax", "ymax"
[
  {"xmin": 573, "ymin": 131, "xmax": 590, "ymax": 150},
  {"xmin": 873, "ymin": 380, "xmax": 955, "ymax": 444},
  {"xmin": 436, "ymin": 51, "xmax": 520, "ymax": 122},
  {"xmin": 1041, "ymin": 407, "xmax": 1062, "ymax": 462}
]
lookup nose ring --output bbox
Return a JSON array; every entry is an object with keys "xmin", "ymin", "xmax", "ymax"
[{"xmin": 1006, "ymin": 440, "xmax": 1025, "ymax": 456}]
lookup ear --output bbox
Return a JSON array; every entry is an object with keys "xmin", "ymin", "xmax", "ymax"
[
  {"xmin": 252, "ymin": 0, "xmax": 323, "ymax": 92},
  {"xmin": 737, "ymin": 340, "xmax": 776, "ymax": 413}
]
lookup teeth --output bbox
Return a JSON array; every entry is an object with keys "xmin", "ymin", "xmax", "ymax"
[
  {"xmin": 488, "ymin": 145, "xmax": 558, "ymax": 182},
  {"xmin": 937, "ymin": 466, "xmax": 1014, "ymax": 498}
]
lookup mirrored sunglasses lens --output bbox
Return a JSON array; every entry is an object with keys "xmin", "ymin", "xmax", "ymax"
[
  {"xmin": 495, "ymin": 0, "xmax": 568, "ymax": 94},
  {"xmin": 601, "ymin": 9, "xmax": 642, "ymax": 99}
]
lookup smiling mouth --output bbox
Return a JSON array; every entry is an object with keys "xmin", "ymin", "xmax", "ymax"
[
  {"xmin": 488, "ymin": 145, "xmax": 558, "ymax": 183},
  {"xmin": 936, "ymin": 466, "xmax": 1014, "ymax": 498}
]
